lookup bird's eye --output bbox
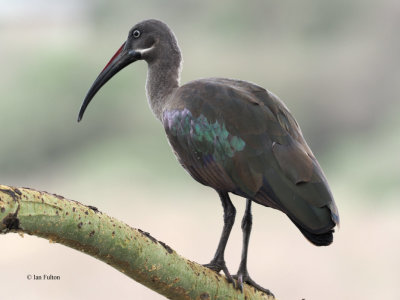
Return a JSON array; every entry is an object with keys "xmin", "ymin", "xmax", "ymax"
[{"xmin": 132, "ymin": 30, "xmax": 141, "ymax": 38}]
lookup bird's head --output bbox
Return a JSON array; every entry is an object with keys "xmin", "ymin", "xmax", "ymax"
[{"xmin": 78, "ymin": 19, "xmax": 180, "ymax": 122}]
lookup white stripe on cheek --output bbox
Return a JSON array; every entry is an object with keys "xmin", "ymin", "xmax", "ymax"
[{"xmin": 138, "ymin": 46, "xmax": 155, "ymax": 56}]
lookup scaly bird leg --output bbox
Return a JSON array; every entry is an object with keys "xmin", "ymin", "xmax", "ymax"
[
  {"xmin": 203, "ymin": 191, "xmax": 236, "ymax": 286},
  {"xmin": 234, "ymin": 199, "xmax": 274, "ymax": 297}
]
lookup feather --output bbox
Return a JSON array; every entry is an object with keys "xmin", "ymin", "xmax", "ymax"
[{"xmin": 163, "ymin": 77, "xmax": 339, "ymax": 239}]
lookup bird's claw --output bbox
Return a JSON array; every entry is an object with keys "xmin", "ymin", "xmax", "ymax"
[
  {"xmin": 203, "ymin": 260, "xmax": 235, "ymax": 287},
  {"xmin": 234, "ymin": 273, "xmax": 244, "ymax": 293},
  {"xmin": 232, "ymin": 272, "xmax": 274, "ymax": 297}
]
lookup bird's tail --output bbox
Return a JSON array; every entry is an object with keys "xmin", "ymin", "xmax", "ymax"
[
  {"xmin": 251, "ymin": 177, "xmax": 339, "ymax": 247},
  {"xmin": 289, "ymin": 215, "xmax": 334, "ymax": 246}
]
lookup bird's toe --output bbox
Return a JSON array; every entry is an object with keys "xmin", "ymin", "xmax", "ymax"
[
  {"xmin": 203, "ymin": 262, "xmax": 221, "ymax": 272},
  {"xmin": 235, "ymin": 274, "xmax": 244, "ymax": 293},
  {"xmin": 203, "ymin": 260, "xmax": 235, "ymax": 287},
  {"xmin": 233, "ymin": 272, "xmax": 274, "ymax": 297}
]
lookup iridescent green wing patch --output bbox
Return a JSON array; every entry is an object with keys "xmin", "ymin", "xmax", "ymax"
[{"xmin": 163, "ymin": 109, "xmax": 245, "ymax": 162}]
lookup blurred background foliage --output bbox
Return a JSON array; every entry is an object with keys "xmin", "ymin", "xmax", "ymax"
[{"xmin": 0, "ymin": 1, "xmax": 399, "ymax": 299}]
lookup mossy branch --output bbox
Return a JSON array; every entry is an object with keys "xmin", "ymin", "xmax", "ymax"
[{"xmin": 0, "ymin": 185, "xmax": 275, "ymax": 300}]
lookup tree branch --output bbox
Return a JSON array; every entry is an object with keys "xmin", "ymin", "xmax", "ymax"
[{"xmin": 0, "ymin": 185, "xmax": 275, "ymax": 300}]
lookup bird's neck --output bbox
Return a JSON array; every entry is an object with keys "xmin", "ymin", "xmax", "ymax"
[{"xmin": 146, "ymin": 57, "xmax": 181, "ymax": 121}]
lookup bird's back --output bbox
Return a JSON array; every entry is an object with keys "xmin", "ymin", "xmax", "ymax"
[{"xmin": 163, "ymin": 78, "xmax": 339, "ymax": 245}]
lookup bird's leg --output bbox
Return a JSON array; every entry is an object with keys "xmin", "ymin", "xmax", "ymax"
[
  {"xmin": 234, "ymin": 199, "xmax": 274, "ymax": 296},
  {"xmin": 203, "ymin": 191, "xmax": 236, "ymax": 286}
]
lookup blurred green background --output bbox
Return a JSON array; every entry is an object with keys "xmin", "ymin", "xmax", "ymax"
[{"xmin": 1, "ymin": 1, "xmax": 399, "ymax": 299}]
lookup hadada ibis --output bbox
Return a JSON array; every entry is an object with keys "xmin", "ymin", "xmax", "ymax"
[{"xmin": 78, "ymin": 19, "xmax": 339, "ymax": 295}]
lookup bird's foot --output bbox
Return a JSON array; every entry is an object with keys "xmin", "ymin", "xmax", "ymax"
[
  {"xmin": 233, "ymin": 270, "xmax": 274, "ymax": 297},
  {"xmin": 203, "ymin": 259, "xmax": 235, "ymax": 287}
]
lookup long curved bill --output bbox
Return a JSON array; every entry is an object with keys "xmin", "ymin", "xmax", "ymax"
[{"xmin": 78, "ymin": 42, "xmax": 141, "ymax": 122}]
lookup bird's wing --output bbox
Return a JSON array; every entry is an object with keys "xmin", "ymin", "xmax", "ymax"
[{"xmin": 163, "ymin": 78, "xmax": 339, "ymax": 231}]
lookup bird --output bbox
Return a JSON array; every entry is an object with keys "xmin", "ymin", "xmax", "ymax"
[{"xmin": 78, "ymin": 19, "xmax": 339, "ymax": 295}]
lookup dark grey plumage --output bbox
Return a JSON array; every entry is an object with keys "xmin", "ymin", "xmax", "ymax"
[{"xmin": 78, "ymin": 19, "xmax": 339, "ymax": 295}]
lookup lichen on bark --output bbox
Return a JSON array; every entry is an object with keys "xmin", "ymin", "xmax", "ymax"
[{"xmin": 0, "ymin": 184, "xmax": 274, "ymax": 300}]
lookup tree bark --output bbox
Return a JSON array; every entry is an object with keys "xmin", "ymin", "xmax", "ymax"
[{"xmin": 0, "ymin": 185, "xmax": 275, "ymax": 300}]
